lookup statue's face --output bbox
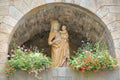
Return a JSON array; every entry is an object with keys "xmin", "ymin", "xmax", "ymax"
[
  {"xmin": 62, "ymin": 26, "xmax": 66, "ymax": 30},
  {"xmin": 53, "ymin": 23, "xmax": 60, "ymax": 31}
]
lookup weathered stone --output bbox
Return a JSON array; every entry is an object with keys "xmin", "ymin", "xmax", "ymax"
[
  {"xmin": 115, "ymin": 49, "xmax": 120, "ymax": 65},
  {"xmin": 109, "ymin": 6, "xmax": 120, "ymax": 13},
  {"xmin": 0, "ymin": 38, "xmax": 9, "ymax": 53},
  {"xmin": 111, "ymin": 31, "xmax": 120, "ymax": 39},
  {"xmin": 0, "ymin": 6, "xmax": 9, "ymax": 16},
  {"xmin": 24, "ymin": 0, "xmax": 33, "ymax": 7},
  {"xmin": 95, "ymin": 0, "xmax": 120, "ymax": 9},
  {"xmin": 0, "ymin": 0, "xmax": 9, "ymax": 6},
  {"xmin": 30, "ymin": 0, "xmax": 45, "ymax": 9},
  {"xmin": 3, "ymin": 16, "xmax": 17, "ymax": 27},
  {"xmin": 0, "ymin": 16, "xmax": 3, "ymax": 23},
  {"xmin": 115, "ymin": 49, "xmax": 120, "ymax": 58},
  {"xmin": 0, "ymin": 63, "xmax": 7, "ymax": 80},
  {"xmin": 80, "ymin": 0, "xmax": 97, "ymax": 12},
  {"xmin": 14, "ymin": 0, "xmax": 30, "ymax": 14},
  {"xmin": 0, "ymin": 52, "xmax": 7, "ymax": 63},
  {"xmin": 102, "ymin": 13, "xmax": 116, "ymax": 25},
  {"xmin": 9, "ymin": 6, "xmax": 23, "ymax": 20},
  {"xmin": 8, "ymin": 68, "xmax": 120, "ymax": 80},
  {"xmin": 0, "ymin": 23, "xmax": 13, "ymax": 34},
  {"xmin": 96, "ymin": 6, "xmax": 109, "ymax": 18},
  {"xmin": 9, "ymin": 4, "xmax": 107, "ymax": 55},
  {"xmin": 46, "ymin": 0, "xmax": 55, "ymax": 3},
  {"xmin": 55, "ymin": 0, "xmax": 62, "ymax": 2},
  {"xmin": 113, "ymin": 39, "xmax": 120, "ymax": 49},
  {"xmin": 108, "ymin": 21, "xmax": 120, "ymax": 32}
]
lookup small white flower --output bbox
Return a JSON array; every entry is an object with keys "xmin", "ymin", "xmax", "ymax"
[{"xmin": 81, "ymin": 40, "xmax": 84, "ymax": 43}]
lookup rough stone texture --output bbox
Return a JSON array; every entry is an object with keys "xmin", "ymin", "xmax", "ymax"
[
  {"xmin": 0, "ymin": 6, "xmax": 9, "ymax": 16},
  {"xmin": 102, "ymin": 13, "xmax": 120, "ymax": 25},
  {"xmin": 0, "ymin": 23, "xmax": 13, "ymax": 34},
  {"xmin": 9, "ymin": 67, "xmax": 120, "ymax": 80},
  {"xmin": 79, "ymin": 0, "xmax": 97, "ymax": 13},
  {"xmin": 0, "ymin": 16, "xmax": 3, "ymax": 23},
  {"xmin": 30, "ymin": 0, "xmax": 45, "ymax": 9},
  {"xmin": 9, "ymin": 3, "xmax": 109, "ymax": 56},
  {"xmin": 13, "ymin": 0, "xmax": 30, "ymax": 14},
  {"xmin": 0, "ymin": 63, "xmax": 7, "ymax": 80},
  {"xmin": 0, "ymin": 40, "xmax": 8, "ymax": 53},
  {"xmin": 109, "ymin": 6, "xmax": 120, "ymax": 13},
  {"xmin": 115, "ymin": 49, "xmax": 120, "ymax": 61},
  {"xmin": 108, "ymin": 21, "xmax": 120, "ymax": 32},
  {"xmin": 96, "ymin": 6, "xmax": 110, "ymax": 18},
  {"xmin": 3, "ymin": 16, "xmax": 17, "ymax": 27},
  {"xmin": 111, "ymin": 31, "xmax": 120, "ymax": 40},
  {"xmin": 113, "ymin": 39, "xmax": 120, "ymax": 49},
  {"xmin": 0, "ymin": 0, "xmax": 9, "ymax": 6},
  {"xmin": 9, "ymin": 6, "xmax": 23, "ymax": 20},
  {"xmin": 0, "ymin": 0, "xmax": 120, "ymax": 79}
]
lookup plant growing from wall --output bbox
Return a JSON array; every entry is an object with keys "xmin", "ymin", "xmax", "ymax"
[{"xmin": 4, "ymin": 46, "xmax": 51, "ymax": 78}]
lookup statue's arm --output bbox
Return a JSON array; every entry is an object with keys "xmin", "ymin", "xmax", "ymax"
[
  {"xmin": 48, "ymin": 33, "xmax": 58, "ymax": 45},
  {"xmin": 48, "ymin": 33, "xmax": 54, "ymax": 45}
]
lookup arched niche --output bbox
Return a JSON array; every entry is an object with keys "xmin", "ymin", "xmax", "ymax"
[{"xmin": 9, "ymin": 3, "xmax": 115, "ymax": 57}]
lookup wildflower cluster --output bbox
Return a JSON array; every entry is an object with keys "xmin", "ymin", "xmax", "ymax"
[
  {"xmin": 69, "ymin": 42, "xmax": 119, "ymax": 73},
  {"xmin": 4, "ymin": 46, "xmax": 51, "ymax": 78}
]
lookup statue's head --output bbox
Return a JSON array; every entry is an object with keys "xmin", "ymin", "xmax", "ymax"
[
  {"xmin": 62, "ymin": 25, "xmax": 67, "ymax": 31},
  {"xmin": 50, "ymin": 20, "xmax": 60, "ymax": 32}
]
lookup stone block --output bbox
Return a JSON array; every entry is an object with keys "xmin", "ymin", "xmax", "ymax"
[
  {"xmin": 108, "ymin": 21, "xmax": 120, "ymax": 32},
  {"xmin": 45, "ymin": 0, "xmax": 55, "ymax": 3},
  {"xmin": 0, "ymin": 40, "xmax": 8, "ymax": 53},
  {"xmin": 14, "ymin": 0, "xmax": 30, "ymax": 14},
  {"xmin": 24, "ymin": 0, "xmax": 33, "ymax": 7},
  {"xmin": 111, "ymin": 31, "xmax": 120, "ymax": 39},
  {"xmin": 0, "ymin": 6, "xmax": 9, "ymax": 16},
  {"xmin": 3, "ymin": 16, "xmax": 17, "ymax": 27},
  {"xmin": 0, "ymin": 0, "xmax": 9, "ymax": 6},
  {"xmin": 102, "ymin": 13, "xmax": 116, "ymax": 25},
  {"xmin": 80, "ymin": 0, "xmax": 97, "ymax": 13},
  {"xmin": 0, "ymin": 23, "xmax": 13, "ymax": 34},
  {"xmin": 31, "ymin": 0, "xmax": 45, "ymax": 9},
  {"xmin": 9, "ymin": 6, "xmax": 23, "ymax": 20},
  {"xmin": 115, "ymin": 49, "xmax": 120, "ymax": 65},
  {"xmin": 109, "ymin": 6, "xmax": 120, "ymax": 13},
  {"xmin": 96, "ymin": 0, "xmax": 120, "ymax": 9},
  {"xmin": 115, "ymin": 49, "xmax": 120, "ymax": 58},
  {"xmin": 113, "ymin": 39, "xmax": 120, "ymax": 49},
  {"xmin": 0, "ymin": 63, "xmax": 7, "ymax": 80},
  {"xmin": 96, "ymin": 6, "xmax": 109, "ymax": 18},
  {"xmin": 0, "ymin": 16, "xmax": 3, "ymax": 23}
]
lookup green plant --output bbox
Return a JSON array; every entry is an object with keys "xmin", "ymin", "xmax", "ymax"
[
  {"xmin": 69, "ymin": 42, "xmax": 119, "ymax": 73},
  {"xmin": 4, "ymin": 46, "xmax": 51, "ymax": 78}
]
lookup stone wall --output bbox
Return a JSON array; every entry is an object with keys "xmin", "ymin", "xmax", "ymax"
[
  {"xmin": 9, "ymin": 67, "xmax": 120, "ymax": 80},
  {"xmin": 0, "ymin": 0, "xmax": 120, "ymax": 80}
]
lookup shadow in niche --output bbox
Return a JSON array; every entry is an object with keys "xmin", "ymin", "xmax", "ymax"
[
  {"xmin": 22, "ymin": 29, "xmax": 88, "ymax": 57},
  {"xmin": 8, "ymin": 3, "xmax": 115, "ymax": 58}
]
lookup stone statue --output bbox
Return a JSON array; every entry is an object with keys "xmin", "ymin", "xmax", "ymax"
[{"xmin": 48, "ymin": 20, "xmax": 70, "ymax": 67}]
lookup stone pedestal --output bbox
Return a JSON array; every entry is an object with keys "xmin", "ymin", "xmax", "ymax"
[{"xmin": 9, "ymin": 67, "xmax": 120, "ymax": 80}]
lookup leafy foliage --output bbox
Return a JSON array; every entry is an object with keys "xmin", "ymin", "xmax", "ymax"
[
  {"xmin": 4, "ymin": 47, "xmax": 51, "ymax": 78},
  {"xmin": 69, "ymin": 42, "xmax": 119, "ymax": 73}
]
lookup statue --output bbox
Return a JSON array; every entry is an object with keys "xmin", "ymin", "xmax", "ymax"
[{"xmin": 48, "ymin": 20, "xmax": 70, "ymax": 67}]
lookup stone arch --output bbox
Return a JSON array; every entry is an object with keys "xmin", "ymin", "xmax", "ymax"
[
  {"xmin": 9, "ymin": 3, "xmax": 114, "ymax": 57},
  {"xmin": 0, "ymin": 0, "xmax": 120, "ymax": 79}
]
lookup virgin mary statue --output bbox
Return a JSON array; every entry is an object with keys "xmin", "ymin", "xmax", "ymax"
[{"xmin": 48, "ymin": 20, "xmax": 70, "ymax": 67}]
